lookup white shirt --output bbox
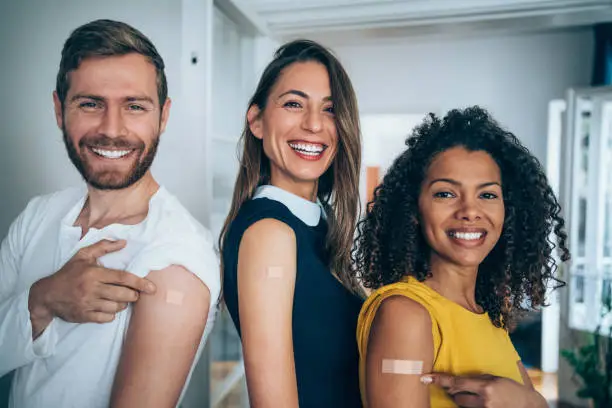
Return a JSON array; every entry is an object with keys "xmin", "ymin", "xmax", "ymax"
[
  {"xmin": 253, "ymin": 185, "xmax": 324, "ymax": 226},
  {"xmin": 0, "ymin": 185, "xmax": 220, "ymax": 408}
]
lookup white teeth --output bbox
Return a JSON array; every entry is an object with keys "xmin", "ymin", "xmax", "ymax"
[
  {"xmin": 91, "ymin": 148, "xmax": 132, "ymax": 159},
  {"xmin": 451, "ymin": 232, "xmax": 484, "ymax": 240},
  {"xmin": 288, "ymin": 142, "xmax": 324, "ymax": 154},
  {"xmin": 295, "ymin": 150, "xmax": 320, "ymax": 156}
]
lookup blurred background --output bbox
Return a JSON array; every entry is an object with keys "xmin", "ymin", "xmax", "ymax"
[{"xmin": 1, "ymin": 1, "xmax": 612, "ymax": 407}]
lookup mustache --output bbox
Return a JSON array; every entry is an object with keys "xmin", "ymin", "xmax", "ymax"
[{"xmin": 78, "ymin": 134, "xmax": 145, "ymax": 150}]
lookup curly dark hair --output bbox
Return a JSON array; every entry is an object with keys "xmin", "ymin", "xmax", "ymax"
[{"xmin": 353, "ymin": 106, "xmax": 571, "ymax": 328}]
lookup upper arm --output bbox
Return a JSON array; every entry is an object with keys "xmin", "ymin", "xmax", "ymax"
[
  {"xmin": 0, "ymin": 221, "xmax": 20, "ymax": 301},
  {"xmin": 365, "ymin": 296, "xmax": 434, "ymax": 408},
  {"xmin": 517, "ymin": 361, "xmax": 535, "ymax": 390},
  {"xmin": 0, "ymin": 198, "xmax": 38, "ymax": 299},
  {"xmin": 237, "ymin": 218, "xmax": 298, "ymax": 408},
  {"xmin": 110, "ymin": 265, "xmax": 211, "ymax": 408}
]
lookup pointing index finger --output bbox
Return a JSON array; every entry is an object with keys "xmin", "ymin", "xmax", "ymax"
[
  {"xmin": 101, "ymin": 268, "xmax": 157, "ymax": 295},
  {"xmin": 81, "ymin": 239, "xmax": 127, "ymax": 260},
  {"xmin": 421, "ymin": 373, "xmax": 454, "ymax": 388},
  {"xmin": 422, "ymin": 373, "xmax": 488, "ymax": 396}
]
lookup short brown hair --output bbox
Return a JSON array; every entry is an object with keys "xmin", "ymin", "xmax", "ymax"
[{"xmin": 56, "ymin": 19, "xmax": 167, "ymax": 107}]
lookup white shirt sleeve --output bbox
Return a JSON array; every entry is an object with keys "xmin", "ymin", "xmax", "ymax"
[
  {"xmin": 124, "ymin": 234, "xmax": 221, "ymax": 308},
  {"xmin": 0, "ymin": 198, "xmax": 59, "ymax": 377}
]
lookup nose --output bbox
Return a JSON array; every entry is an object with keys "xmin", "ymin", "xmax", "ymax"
[
  {"xmin": 98, "ymin": 105, "xmax": 127, "ymax": 139},
  {"xmin": 455, "ymin": 196, "xmax": 481, "ymax": 222},
  {"xmin": 302, "ymin": 109, "xmax": 323, "ymax": 133}
]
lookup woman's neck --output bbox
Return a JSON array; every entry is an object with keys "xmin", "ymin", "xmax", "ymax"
[
  {"xmin": 424, "ymin": 255, "xmax": 483, "ymax": 313},
  {"xmin": 269, "ymin": 177, "xmax": 318, "ymax": 202}
]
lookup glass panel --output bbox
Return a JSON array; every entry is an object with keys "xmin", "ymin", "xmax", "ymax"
[
  {"xmin": 574, "ymin": 274, "xmax": 585, "ymax": 304},
  {"xmin": 605, "ymin": 198, "xmax": 611, "ymax": 258},
  {"xmin": 569, "ymin": 265, "xmax": 587, "ymax": 330},
  {"xmin": 602, "ymin": 278, "xmax": 612, "ymax": 312},
  {"xmin": 570, "ymin": 267, "xmax": 610, "ymax": 332},
  {"xmin": 603, "ymin": 265, "xmax": 612, "ymax": 313},
  {"xmin": 212, "ymin": 9, "xmax": 243, "ymax": 141},
  {"xmin": 210, "ymin": 7, "xmax": 250, "ymax": 407},
  {"xmin": 579, "ymin": 110, "xmax": 590, "ymax": 183},
  {"xmin": 577, "ymin": 198, "xmax": 587, "ymax": 256},
  {"xmin": 603, "ymin": 102, "xmax": 612, "ymax": 257},
  {"xmin": 598, "ymin": 266, "xmax": 612, "ymax": 333},
  {"xmin": 576, "ymin": 108, "xmax": 591, "ymax": 257}
]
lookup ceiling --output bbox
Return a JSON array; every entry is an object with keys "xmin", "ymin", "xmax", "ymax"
[{"xmin": 228, "ymin": 0, "xmax": 612, "ymax": 43}]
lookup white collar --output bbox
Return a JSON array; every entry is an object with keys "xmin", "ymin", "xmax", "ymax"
[{"xmin": 253, "ymin": 185, "xmax": 323, "ymax": 227}]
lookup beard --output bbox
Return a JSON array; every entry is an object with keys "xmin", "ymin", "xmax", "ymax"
[{"xmin": 63, "ymin": 128, "xmax": 160, "ymax": 190}]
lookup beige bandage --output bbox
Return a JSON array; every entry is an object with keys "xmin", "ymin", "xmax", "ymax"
[
  {"xmin": 381, "ymin": 359, "xmax": 424, "ymax": 375},
  {"xmin": 166, "ymin": 290, "xmax": 185, "ymax": 306},
  {"xmin": 266, "ymin": 266, "xmax": 284, "ymax": 279}
]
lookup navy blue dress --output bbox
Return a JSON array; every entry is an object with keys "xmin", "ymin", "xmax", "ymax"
[{"xmin": 223, "ymin": 197, "xmax": 364, "ymax": 407}]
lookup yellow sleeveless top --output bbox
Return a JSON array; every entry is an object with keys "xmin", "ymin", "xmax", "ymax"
[{"xmin": 356, "ymin": 276, "xmax": 523, "ymax": 407}]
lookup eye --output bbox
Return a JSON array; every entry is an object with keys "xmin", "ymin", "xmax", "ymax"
[
  {"xmin": 433, "ymin": 191, "xmax": 455, "ymax": 199},
  {"xmin": 79, "ymin": 101, "xmax": 100, "ymax": 110},
  {"xmin": 283, "ymin": 101, "xmax": 302, "ymax": 109},
  {"xmin": 324, "ymin": 105, "xmax": 335, "ymax": 115},
  {"xmin": 127, "ymin": 104, "xmax": 146, "ymax": 111},
  {"xmin": 480, "ymin": 192, "xmax": 499, "ymax": 200}
]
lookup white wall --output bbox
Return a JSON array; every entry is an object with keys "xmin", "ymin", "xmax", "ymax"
[
  {"xmin": 0, "ymin": 0, "xmax": 210, "ymax": 236},
  {"xmin": 332, "ymin": 28, "xmax": 594, "ymax": 163}
]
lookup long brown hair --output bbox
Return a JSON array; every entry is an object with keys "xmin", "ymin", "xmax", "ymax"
[{"xmin": 219, "ymin": 39, "xmax": 363, "ymax": 295}]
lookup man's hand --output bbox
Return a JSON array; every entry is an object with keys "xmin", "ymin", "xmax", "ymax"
[
  {"xmin": 28, "ymin": 239, "xmax": 157, "ymax": 338},
  {"xmin": 421, "ymin": 373, "xmax": 547, "ymax": 408}
]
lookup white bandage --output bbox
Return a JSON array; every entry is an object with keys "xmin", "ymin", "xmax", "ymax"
[
  {"xmin": 165, "ymin": 290, "xmax": 184, "ymax": 306},
  {"xmin": 266, "ymin": 266, "xmax": 284, "ymax": 278},
  {"xmin": 381, "ymin": 359, "xmax": 424, "ymax": 375}
]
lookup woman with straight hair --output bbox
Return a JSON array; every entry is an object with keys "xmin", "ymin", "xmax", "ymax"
[{"xmin": 219, "ymin": 40, "xmax": 364, "ymax": 407}]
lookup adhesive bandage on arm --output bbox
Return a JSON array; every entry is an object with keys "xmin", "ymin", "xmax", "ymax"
[
  {"xmin": 165, "ymin": 289, "xmax": 185, "ymax": 306},
  {"xmin": 266, "ymin": 266, "xmax": 284, "ymax": 279},
  {"xmin": 381, "ymin": 359, "xmax": 424, "ymax": 375}
]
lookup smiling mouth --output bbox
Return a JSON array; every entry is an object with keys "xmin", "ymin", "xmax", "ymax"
[
  {"xmin": 288, "ymin": 141, "xmax": 327, "ymax": 159},
  {"xmin": 90, "ymin": 147, "xmax": 135, "ymax": 159},
  {"xmin": 447, "ymin": 230, "xmax": 487, "ymax": 241}
]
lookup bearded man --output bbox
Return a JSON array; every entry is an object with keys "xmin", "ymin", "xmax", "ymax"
[{"xmin": 0, "ymin": 19, "xmax": 220, "ymax": 408}]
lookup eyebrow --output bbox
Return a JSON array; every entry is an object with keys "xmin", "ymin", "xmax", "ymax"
[
  {"xmin": 70, "ymin": 94, "xmax": 104, "ymax": 103},
  {"xmin": 428, "ymin": 178, "xmax": 501, "ymax": 188},
  {"xmin": 125, "ymin": 96, "xmax": 155, "ymax": 104},
  {"xmin": 70, "ymin": 94, "xmax": 155, "ymax": 104},
  {"xmin": 277, "ymin": 89, "xmax": 332, "ymax": 102}
]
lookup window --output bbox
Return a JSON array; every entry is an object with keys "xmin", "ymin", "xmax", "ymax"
[{"xmin": 566, "ymin": 89, "xmax": 612, "ymax": 334}]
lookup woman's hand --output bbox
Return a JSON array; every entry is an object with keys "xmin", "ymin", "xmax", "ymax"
[{"xmin": 420, "ymin": 373, "xmax": 547, "ymax": 408}]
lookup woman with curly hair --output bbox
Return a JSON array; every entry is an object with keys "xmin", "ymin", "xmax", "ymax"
[{"xmin": 354, "ymin": 106, "xmax": 570, "ymax": 408}]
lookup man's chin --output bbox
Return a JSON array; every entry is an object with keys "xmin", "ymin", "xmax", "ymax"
[
  {"xmin": 86, "ymin": 181, "xmax": 135, "ymax": 191},
  {"xmin": 84, "ymin": 171, "xmax": 143, "ymax": 190}
]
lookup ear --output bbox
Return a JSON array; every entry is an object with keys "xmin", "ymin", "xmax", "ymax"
[
  {"xmin": 52, "ymin": 91, "xmax": 64, "ymax": 130},
  {"xmin": 247, "ymin": 105, "xmax": 263, "ymax": 140},
  {"xmin": 159, "ymin": 97, "xmax": 172, "ymax": 134}
]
